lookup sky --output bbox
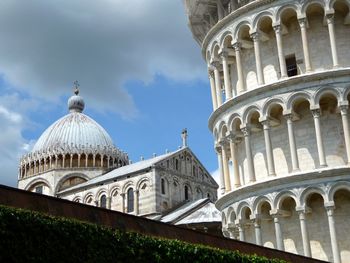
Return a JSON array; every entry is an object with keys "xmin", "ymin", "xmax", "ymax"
[{"xmin": 0, "ymin": 0, "xmax": 220, "ymax": 187}]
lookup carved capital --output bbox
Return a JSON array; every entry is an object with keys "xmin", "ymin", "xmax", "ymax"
[
  {"xmin": 219, "ymin": 50, "xmax": 229, "ymax": 61},
  {"xmin": 273, "ymin": 24, "xmax": 281, "ymax": 34},
  {"xmin": 232, "ymin": 42, "xmax": 241, "ymax": 52},
  {"xmin": 340, "ymin": 104, "xmax": 349, "ymax": 115},
  {"xmin": 260, "ymin": 120, "xmax": 270, "ymax": 129},
  {"xmin": 208, "ymin": 68, "xmax": 215, "ymax": 79},
  {"xmin": 326, "ymin": 13, "xmax": 334, "ymax": 24},
  {"xmin": 250, "ymin": 32, "xmax": 259, "ymax": 42},
  {"xmin": 241, "ymin": 127, "xmax": 250, "ymax": 137},
  {"xmin": 311, "ymin": 109, "xmax": 321, "ymax": 118},
  {"xmin": 211, "ymin": 60, "xmax": 221, "ymax": 69},
  {"xmin": 298, "ymin": 17, "xmax": 307, "ymax": 28},
  {"xmin": 214, "ymin": 144, "xmax": 222, "ymax": 154}
]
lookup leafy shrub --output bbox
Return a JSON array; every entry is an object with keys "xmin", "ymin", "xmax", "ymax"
[{"xmin": 0, "ymin": 205, "xmax": 286, "ymax": 263}]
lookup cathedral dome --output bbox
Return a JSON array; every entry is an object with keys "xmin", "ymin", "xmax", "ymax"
[
  {"xmin": 32, "ymin": 86, "xmax": 114, "ymax": 153},
  {"xmin": 32, "ymin": 112, "xmax": 115, "ymax": 153},
  {"xmin": 19, "ymin": 84, "xmax": 129, "ymax": 179}
]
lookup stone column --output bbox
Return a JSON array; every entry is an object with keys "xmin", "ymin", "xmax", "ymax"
[
  {"xmin": 221, "ymin": 51, "xmax": 233, "ymax": 100},
  {"xmin": 241, "ymin": 127, "xmax": 256, "ymax": 182},
  {"xmin": 78, "ymin": 154, "xmax": 81, "ymax": 167},
  {"xmin": 340, "ymin": 105, "xmax": 350, "ymax": 164},
  {"xmin": 106, "ymin": 197, "xmax": 111, "ymax": 209},
  {"xmin": 312, "ymin": 109, "xmax": 327, "ymax": 167},
  {"xmin": 216, "ymin": 146, "xmax": 226, "ymax": 194},
  {"xmin": 217, "ymin": 0, "xmax": 224, "ymax": 20},
  {"xmin": 296, "ymin": 208, "xmax": 311, "ymax": 257},
  {"xmin": 325, "ymin": 205, "xmax": 341, "ymax": 263},
  {"xmin": 251, "ymin": 32, "xmax": 265, "ymax": 85},
  {"xmin": 101, "ymin": 155, "xmax": 104, "ymax": 167},
  {"xmin": 233, "ymin": 42, "xmax": 245, "ymax": 93},
  {"xmin": 208, "ymin": 68, "xmax": 218, "ymax": 110},
  {"xmin": 55, "ymin": 155, "xmax": 58, "ymax": 168},
  {"xmin": 85, "ymin": 154, "xmax": 88, "ymax": 167},
  {"xmin": 213, "ymin": 62, "xmax": 223, "ymax": 107},
  {"xmin": 134, "ymin": 190, "xmax": 139, "ymax": 215},
  {"xmin": 230, "ymin": 64, "xmax": 237, "ymax": 97},
  {"xmin": 272, "ymin": 215, "xmax": 285, "ymax": 250},
  {"xmin": 229, "ymin": 134, "xmax": 241, "ymax": 188},
  {"xmin": 261, "ymin": 120, "xmax": 276, "ymax": 176},
  {"xmin": 254, "ymin": 217, "xmax": 262, "ymax": 246},
  {"xmin": 221, "ymin": 140, "xmax": 232, "ymax": 193},
  {"xmin": 273, "ymin": 25, "xmax": 288, "ymax": 78},
  {"xmin": 49, "ymin": 156, "xmax": 52, "ymax": 170},
  {"xmin": 326, "ymin": 13, "xmax": 339, "ymax": 68},
  {"xmin": 298, "ymin": 18, "xmax": 312, "ymax": 72},
  {"xmin": 93, "ymin": 154, "xmax": 96, "ymax": 166},
  {"xmin": 24, "ymin": 164, "xmax": 27, "ymax": 178},
  {"xmin": 70, "ymin": 154, "xmax": 73, "ymax": 168},
  {"xmin": 121, "ymin": 193, "xmax": 126, "ymax": 213},
  {"xmin": 285, "ymin": 114, "xmax": 300, "ymax": 171},
  {"xmin": 237, "ymin": 222, "xmax": 246, "ymax": 242}
]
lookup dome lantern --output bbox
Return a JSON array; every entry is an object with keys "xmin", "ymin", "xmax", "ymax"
[{"xmin": 68, "ymin": 81, "xmax": 85, "ymax": 113}]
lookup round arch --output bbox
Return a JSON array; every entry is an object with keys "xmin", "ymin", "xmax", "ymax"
[
  {"xmin": 54, "ymin": 173, "xmax": 89, "ymax": 193},
  {"xmin": 242, "ymin": 104, "xmax": 262, "ymax": 125},
  {"xmin": 262, "ymin": 97, "xmax": 286, "ymax": 117},
  {"xmin": 219, "ymin": 30, "xmax": 234, "ymax": 48},
  {"xmin": 252, "ymin": 11, "xmax": 276, "ymax": 32},
  {"xmin": 301, "ymin": 0, "xmax": 326, "ymax": 16},
  {"xmin": 228, "ymin": 113, "xmax": 243, "ymax": 132},
  {"xmin": 328, "ymin": 181, "xmax": 350, "ymax": 202},
  {"xmin": 122, "ymin": 181, "xmax": 135, "ymax": 194},
  {"xmin": 286, "ymin": 91, "xmax": 314, "ymax": 111},
  {"xmin": 314, "ymin": 86, "xmax": 341, "ymax": 105},
  {"xmin": 25, "ymin": 178, "xmax": 52, "ymax": 195},
  {"xmin": 136, "ymin": 177, "xmax": 151, "ymax": 191},
  {"xmin": 274, "ymin": 190, "xmax": 299, "ymax": 210},
  {"xmin": 300, "ymin": 186, "xmax": 327, "ymax": 207},
  {"xmin": 253, "ymin": 195, "xmax": 273, "ymax": 214},
  {"xmin": 236, "ymin": 201, "xmax": 253, "ymax": 219},
  {"xmin": 234, "ymin": 20, "xmax": 253, "ymax": 41}
]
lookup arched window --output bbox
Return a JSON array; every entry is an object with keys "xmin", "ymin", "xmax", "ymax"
[
  {"xmin": 100, "ymin": 194, "xmax": 107, "ymax": 208},
  {"xmin": 127, "ymin": 188, "xmax": 134, "ymax": 213},
  {"xmin": 185, "ymin": 185, "xmax": 189, "ymax": 200},
  {"xmin": 161, "ymin": 178, "xmax": 166, "ymax": 194},
  {"xmin": 175, "ymin": 159, "xmax": 179, "ymax": 170}
]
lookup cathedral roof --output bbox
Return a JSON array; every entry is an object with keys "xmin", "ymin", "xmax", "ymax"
[
  {"xmin": 161, "ymin": 198, "xmax": 221, "ymax": 225},
  {"xmin": 58, "ymin": 148, "xmax": 183, "ymax": 194},
  {"xmin": 58, "ymin": 146, "xmax": 218, "ymax": 195}
]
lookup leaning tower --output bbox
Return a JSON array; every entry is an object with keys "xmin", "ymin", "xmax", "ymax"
[{"xmin": 184, "ymin": 0, "xmax": 350, "ymax": 262}]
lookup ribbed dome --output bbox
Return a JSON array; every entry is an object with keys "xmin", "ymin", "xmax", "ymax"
[
  {"xmin": 32, "ymin": 85, "xmax": 117, "ymax": 154},
  {"xmin": 32, "ymin": 112, "xmax": 116, "ymax": 153}
]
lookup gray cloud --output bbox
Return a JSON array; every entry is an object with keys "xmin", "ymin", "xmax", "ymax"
[{"xmin": 0, "ymin": 0, "xmax": 205, "ymax": 118}]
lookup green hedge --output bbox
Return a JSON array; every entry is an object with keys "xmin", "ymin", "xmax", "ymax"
[{"xmin": 0, "ymin": 205, "xmax": 286, "ymax": 263}]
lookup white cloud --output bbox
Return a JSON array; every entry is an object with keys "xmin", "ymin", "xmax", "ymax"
[
  {"xmin": 0, "ymin": 0, "xmax": 206, "ymax": 118},
  {"xmin": 0, "ymin": 94, "xmax": 38, "ymax": 186}
]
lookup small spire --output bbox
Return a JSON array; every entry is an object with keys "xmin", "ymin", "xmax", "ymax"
[
  {"xmin": 181, "ymin": 128, "xmax": 188, "ymax": 148},
  {"xmin": 73, "ymin": 80, "xmax": 80, "ymax": 95}
]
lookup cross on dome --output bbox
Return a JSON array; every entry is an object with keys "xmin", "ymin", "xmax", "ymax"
[
  {"xmin": 73, "ymin": 80, "xmax": 80, "ymax": 95},
  {"xmin": 68, "ymin": 81, "xmax": 85, "ymax": 113}
]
